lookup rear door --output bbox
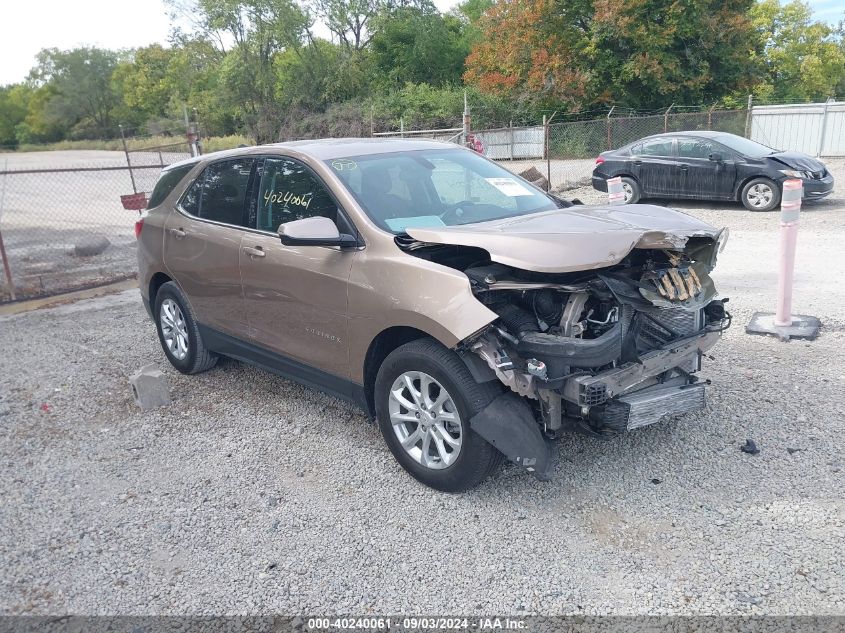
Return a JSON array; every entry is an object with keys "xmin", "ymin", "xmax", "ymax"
[
  {"xmin": 239, "ymin": 156, "xmax": 357, "ymax": 381},
  {"xmin": 630, "ymin": 137, "xmax": 677, "ymax": 196},
  {"xmin": 163, "ymin": 157, "xmax": 256, "ymax": 336},
  {"xmin": 675, "ymin": 137, "xmax": 737, "ymax": 199}
]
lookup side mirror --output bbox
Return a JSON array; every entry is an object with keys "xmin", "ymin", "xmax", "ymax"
[
  {"xmin": 708, "ymin": 152, "xmax": 723, "ymax": 162},
  {"xmin": 278, "ymin": 216, "xmax": 357, "ymax": 248}
]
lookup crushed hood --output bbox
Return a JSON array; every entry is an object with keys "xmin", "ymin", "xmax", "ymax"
[
  {"xmin": 769, "ymin": 151, "xmax": 826, "ymax": 172},
  {"xmin": 405, "ymin": 204, "xmax": 722, "ymax": 273}
]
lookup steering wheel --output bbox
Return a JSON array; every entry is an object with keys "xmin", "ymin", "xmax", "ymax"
[{"xmin": 439, "ymin": 201, "xmax": 476, "ymax": 224}]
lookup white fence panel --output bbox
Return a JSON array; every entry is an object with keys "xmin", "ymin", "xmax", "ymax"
[
  {"xmin": 821, "ymin": 103, "xmax": 845, "ymax": 156},
  {"xmin": 477, "ymin": 126, "xmax": 544, "ymax": 159},
  {"xmin": 751, "ymin": 101, "xmax": 844, "ymax": 157}
]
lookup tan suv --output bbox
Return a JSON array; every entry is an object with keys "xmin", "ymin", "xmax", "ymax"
[{"xmin": 137, "ymin": 139, "xmax": 730, "ymax": 492}]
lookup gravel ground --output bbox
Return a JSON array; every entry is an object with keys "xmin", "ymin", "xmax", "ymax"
[{"xmin": 1, "ymin": 161, "xmax": 844, "ymax": 616}]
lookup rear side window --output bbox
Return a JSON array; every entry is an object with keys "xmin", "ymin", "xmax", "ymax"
[
  {"xmin": 257, "ymin": 158, "xmax": 338, "ymax": 232},
  {"xmin": 178, "ymin": 158, "xmax": 255, "ymax": 227},
  {"xmin": 638, "ymin": 139, "xmax": 674, "ymax": 157},
  {"xmin": 147, "ymin": 164, "xmax": 194, "ymax": 208}
]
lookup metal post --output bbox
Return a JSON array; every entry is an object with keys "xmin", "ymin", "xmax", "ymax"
[
  {"xmin": 817, "ymin": 97, "xmax": 833, "ymax": 157},
  {"xmin": 663, "ymin": 103, "xmax": 674, "ymax": 133},
  {"xmin": 370, "ymin": 104, "xmax": 374, "ymax": 137},
  {"xmin": 707, "ymin": 104, "xmax": 716, "ymax": 130},
  {"xmin": 509, "ymin": 120, "xmax": 514, "ymax": 160},
  {"xmin": 119, "ymin": 124, "xmax": 137, "ymax": 194},
  {"xmin": 193, "ymin": 108, "xmax": 202, "ymax": 155},
  {"xmin": 744, "ymin": 94, "xmax": 753, "ymax": 139},
  {"xmin": 606, "ymin": 105, "xmax": 615, "ymax": 150},
  {"xmin": 0, "ymin": 162, "xmax": 16, "ymax": 301},
  {"xmin": 545, "ymin": 112, "xmax": 557, "ymax": 187},
  {"xmin": 400, "ymin": 118, "xmax": 404, "ymax": 138},
  {"xmin": 462, "ymin": 90, "xmax": 470, "ymax": 146}
]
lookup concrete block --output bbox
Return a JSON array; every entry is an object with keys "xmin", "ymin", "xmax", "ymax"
[{"xmin": 129, "ymin": 364, "xmax": 171, "ymax": 410}]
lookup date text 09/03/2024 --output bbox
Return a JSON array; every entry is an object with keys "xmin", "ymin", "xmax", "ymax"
[{"xmin": 307, "ymin": 617, "xmax": 527, "ymax": 630}]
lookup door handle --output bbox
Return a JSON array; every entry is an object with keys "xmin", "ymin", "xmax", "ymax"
[
  {"xmin": 168, "ymin": 228, "xmax": 186, "ymax": 239},
  {"xmin": 678, "ymin": 164, "xmax": 689, "ymax": 171},
  {"xmin": 242, "ymin": 246, "xmax": 266, "ymax": 259},
  {"xmin": 633, "ymin": 160, "xmax": 642, "ymax": 166}
]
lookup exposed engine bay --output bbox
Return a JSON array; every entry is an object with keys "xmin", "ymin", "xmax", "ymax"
[{"xmin": 396, "ymin": 234, "xmax": 731, "ymax": 444}]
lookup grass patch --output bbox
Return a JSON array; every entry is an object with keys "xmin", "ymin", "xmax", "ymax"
[{"xmin": 12, "ymin": 134, "xmax": 254, "ymax": 154}]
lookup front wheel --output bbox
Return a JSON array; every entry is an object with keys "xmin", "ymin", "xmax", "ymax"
[
  {"xmin": 741, "ymin": 177, "xmax": 781, "ymax": 212},
  {"xmin": 374, "ymin": 338, "xmax": 503, "ymax": 492}
]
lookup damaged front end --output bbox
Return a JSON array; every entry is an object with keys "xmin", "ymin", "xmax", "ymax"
[{"xmin": 400, "ymin": 227, "xmax": 731, "ymax": 479}]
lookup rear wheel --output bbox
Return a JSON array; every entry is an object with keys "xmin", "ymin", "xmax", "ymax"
[
  {"xmin": 741, "ymin": 177, "xmax": 780, "ymax": 212},
  {"xmin": 153, "ymin": 281, "xmax": 218, "ymax": 374},
  {"xmin": 621, "ymin": 177, "xmax": 641, "ymax": 204},
  {"xmin": 374, "ymin": 338, "xmax": 502, "ymax": 492}
]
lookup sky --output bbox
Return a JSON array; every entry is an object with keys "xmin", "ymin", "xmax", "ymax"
[{"xmin": 0, "ymin": 0, "xmax": 842, "ymax": 86}]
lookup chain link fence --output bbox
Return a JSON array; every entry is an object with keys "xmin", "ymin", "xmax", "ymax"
[
  {"xmin": 0, "ymin": 103, "xmax": 832, "ymax": 303},
  {"xmin": 476, "ymin": 109, "xmax": 748, "ymax": 198},
  {"xmin": 0, "ymin": 142, "xmax": 192, "ymax": 303}
]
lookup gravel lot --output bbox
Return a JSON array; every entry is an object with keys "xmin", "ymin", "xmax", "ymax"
[{"xmin": 1, "ymin": 160, "xmax": 844, "ymax": 616}]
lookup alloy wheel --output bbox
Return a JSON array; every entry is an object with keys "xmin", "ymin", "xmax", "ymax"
[
  {"xmin": 160, "ymin": 299, "xmax": 189, "ymax": 361},
  {"xmin": 746, "ymin": 183, "xmax": 774, "ymax": 209},
  {"xmin": 622, "ymin": 182, "xmax": 633, "ymax": 202},
  {"xmin": 388, "ymin": 371, "xmax": 463, "ymax": 470}
]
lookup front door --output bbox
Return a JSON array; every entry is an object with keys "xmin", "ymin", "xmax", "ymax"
[
  {"xmin": 675, "ymin": 137, "xmax": 737, "ymax": 199},
  {"xmin": 239, "ymin": 157, "xmax": 357, "ymax": 382},
  {"xmin": 630, "ymin": 137, "xmax": 677, "ymax": 197},
  {"xmin": 163, "ymin": 157, "xmax": 256, "ymax": 336}
]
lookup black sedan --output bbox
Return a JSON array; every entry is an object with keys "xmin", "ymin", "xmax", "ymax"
[{"xmin": 591, "ymin": 131, "xmax": 834, "ymax": 211}]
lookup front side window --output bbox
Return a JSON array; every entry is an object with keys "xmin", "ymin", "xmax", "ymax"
[
  {"xmin": 638, "ymin": 139, "xmax": 674, "ymax": 157},
  {"xmin": 327, "ymin": 149, "xmax": 556, "ymax": 234},
  {"xmin": 677, "ymin": 138, "xmax": 716, "ymax": 159},
  {"xmin": 257, "ymin": 158, "xmax": 338, "ymax": 232},
  {"xmin": 179, "ymin": 158, "xmax": 255, "ymax": 226}
]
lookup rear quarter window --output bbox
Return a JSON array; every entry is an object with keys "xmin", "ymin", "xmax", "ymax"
[{"xmin": 147, "ymin": 164, "xmax": 195, "ymax": 208}]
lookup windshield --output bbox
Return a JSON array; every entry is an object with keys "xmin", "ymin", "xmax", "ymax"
[
  {"xmin": 326, "ymin": 149, "xmax": 557, "ymax": 233},
  {"xmin": 715, "ymin": 134, "xmax": 777, "ymax": 158}
]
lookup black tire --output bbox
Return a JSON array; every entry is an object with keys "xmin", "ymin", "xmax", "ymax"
[
  {"xmin": 153, "ymin": 281, "xmax": 218, "ymax": 374},
  {"xmin": 374, "ymin": 338, "xmax": 503, "ymax": 493},
  {"xmin": 741, "ymin": 177, "xmax": 781, "ymax": 212},
  {"xmin": 621, "ymin": 176, "xmax": 641, "ymax": 204}
]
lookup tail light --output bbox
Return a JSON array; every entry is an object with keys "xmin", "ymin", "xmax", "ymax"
[
  {"xmin": 134, "ymin": 217, "xmax": 144, "ymax": 239},
  {"xmin": 595, "ymin": 156, "xmax": 605, "ymax": 165}
]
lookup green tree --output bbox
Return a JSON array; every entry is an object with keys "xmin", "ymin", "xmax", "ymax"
[
  {"xmin": 113, "ymin": 45, "xmax": 176, "ymax": 120},
  {"xmin": 168, "ymin": 0, "xmax": 310, "ymax": 142},
  {"xmin": 0, "ymin": 84, "xmax": 32, "ymax": 147},
  {"xmin": 465, "ymin": 0, "xmax": 758, "ymax": 111},
  {"xmin": 370, "ymin": 2, "xmax": 470, "ymax": 88},
  {"xmin": 28, "ymin": 47, "xmax": 125, "ymax": 138},
  {"xmin": 588, "ymin": 0, "xmax": 758, "ymax": 108},
  {"xmin": 311, "ymin": 0, "xmax": 384, "ymax": 49},
  {"xmin": 749, "ymin": 0, "xmax": 845, "ymax": 102}
]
